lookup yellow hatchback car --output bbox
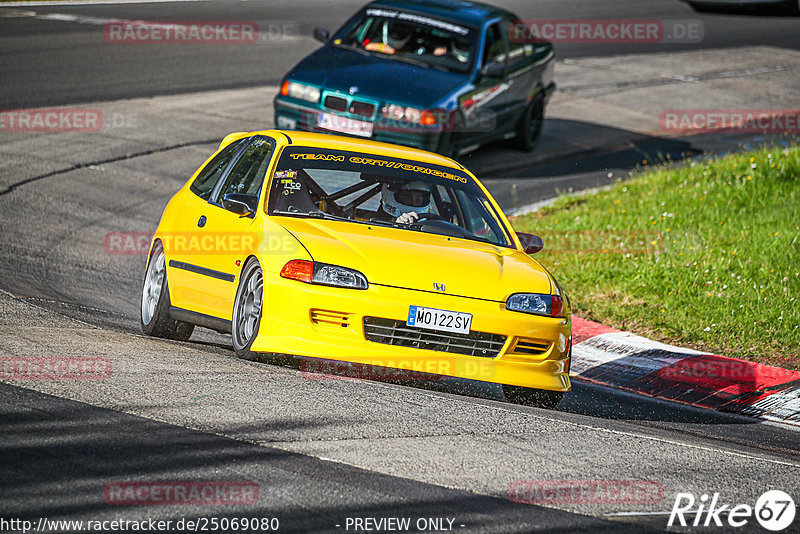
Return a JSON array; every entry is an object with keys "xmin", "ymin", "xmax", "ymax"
[{"xmin": 141, "ymin": 130, "xmax": 571, "ymax": 407}]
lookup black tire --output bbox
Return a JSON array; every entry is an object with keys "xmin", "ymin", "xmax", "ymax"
[
  {"xmin": 684, "ymin": 1, "xmax": 708, "ymax": 12},
  {"xmin": 436, "ymin": 112, "xmax": 463, "ymax": 159},
  {"xmin": 502, "ymin": 385, "xmax": 564, "ymax": 409},
  {"xmin": 140, "ymin": 241, "xmax": 194, "ymax": 341},
  {"xmin": 512, "ymin": 94, "xmax": 544, "ymax": 152},
  {"xmin": 231, "ymin": 257, "xmax": 264, "ymax": 360}
]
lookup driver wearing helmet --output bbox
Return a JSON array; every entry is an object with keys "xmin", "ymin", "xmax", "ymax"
[
  {"xmin": 378, "ymin": 181, "xmax": 432, "ymax": 224},
  {"xmin": 365, "ymin": 20, "xmax": 414, "ymax": 55},
  {"xmin": 450, "ymin": 37, "xmax": 470, "ymax": 63}
]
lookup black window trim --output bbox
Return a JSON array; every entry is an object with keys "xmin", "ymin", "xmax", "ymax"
[
  {"xmin": 480, "ymin": 18, "xmax": 508, "ymax": 77},
  {"xmin": 208, "ymin": 135, "xmax": 277, "ymax": 208},
  {"xmin": 189, "ymin": 136, "xmax": 251, "ymax": 202}
]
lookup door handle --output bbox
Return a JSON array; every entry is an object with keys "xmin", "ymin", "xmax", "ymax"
[{"xmin": 197, "ymin": 215, "xmax": 207, "ymax": 228}]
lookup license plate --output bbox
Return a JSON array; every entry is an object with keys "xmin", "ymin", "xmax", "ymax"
[
  {"xmin": 276, "ymin": 115, "xmax": 297, "ymax": 130},
  {"xmin": 317, "ymin": 112, "xmax": 373, "ymax": 137},
  {"xmin": 407, "ymin": 306, "xmax": 472, "ymax": 335}
]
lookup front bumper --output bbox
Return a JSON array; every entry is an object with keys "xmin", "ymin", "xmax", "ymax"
[
  {"xmin": 252, "ymin": 273, "xmax": 571, "ymax": 391},
  {"xmin": 274, "ymin": 97, "xmax": 445, "ymax": 152}
]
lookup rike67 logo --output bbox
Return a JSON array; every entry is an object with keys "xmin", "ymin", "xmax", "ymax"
[{"xmin": 669, "ymin": 490, "xmax": 795, "ymax": 531}]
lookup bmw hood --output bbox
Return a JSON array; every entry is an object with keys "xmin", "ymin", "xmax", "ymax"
[
  {"xmin": 287, "ymin": 46, "xmax": 466, "ymax": 107},
  {"xmin": 276, "ymin": 218, "xmax": 552, "ymax": 301}
]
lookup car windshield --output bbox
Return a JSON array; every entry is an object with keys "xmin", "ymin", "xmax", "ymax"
[
  {"xmin": 268, "ymin": 147, "xmax": 512, "ymax": 247},
  {"xmin": 334, "ymin": 8, "xmax": 477, "ymax": 72}
]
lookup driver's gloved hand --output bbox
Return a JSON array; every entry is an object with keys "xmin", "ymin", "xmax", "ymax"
[{"xmin": 396, "ymin": 211, "xmax": 420, "ymax": 225}]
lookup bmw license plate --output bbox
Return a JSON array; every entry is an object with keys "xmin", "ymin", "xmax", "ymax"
[
  {"xmin": 407, "ymin": 305, "xmax": 472, "ymax": 335},
  {"xmin": 317, "ymin": 112, "xmax": 373, "ymax": 137}
]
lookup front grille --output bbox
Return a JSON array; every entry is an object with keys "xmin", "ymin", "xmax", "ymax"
[
  {"xmin": 324, "ymin": 95, "xmax": 348, "ymax": 112},
  {"xmin": 311, "ymin": 309, "xmax": 351, "ymax": 328},
  {"xmin": 322, "ymin": 94, "xmax": 376, "ymax": 118},
  {"xmin": 349, "ymin": 100, "xmax": 376, "ymax": 117},
  {"xmin": 363, "ymin": 316, "xmax": 506, "ymax": 358},
  {"xmin": 511, "ymin": 338, "xmax": 550, "ymax": 356}
]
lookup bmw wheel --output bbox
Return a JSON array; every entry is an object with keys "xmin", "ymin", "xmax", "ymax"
[
  {"xmin": 512, "ymin": 94, "xmax": 544, "ymax": 152},
  {"xmin": 232, "ymin": 258, "xmax": 263, "ymax": 359},
  {"xmin": 140, "ymin": 241, "xmax": 194, "ymax": 340},
  {"xmin": 503, "ymin": 385, "xmax": 563, "ymax": 409}
]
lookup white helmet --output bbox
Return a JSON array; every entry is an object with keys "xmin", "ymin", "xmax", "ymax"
[
  {"xmin": 382, "ymin": 20, "xmax": 413, "ymax": 51},
  {"xmin": 381, "ymin": 181, "xmax": 432, "ymax": 217}
]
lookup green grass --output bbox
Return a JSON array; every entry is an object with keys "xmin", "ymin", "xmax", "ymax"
[{"xmin": 512, "ymin": 145, "xmax": 800, "ymax": 368}]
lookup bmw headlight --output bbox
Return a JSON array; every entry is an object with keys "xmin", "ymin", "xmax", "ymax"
[
  {"xmin": 280, "ymin": 260, "xmax": 368, "ymax": 290},
  {"xmin": 382, "ymin": 104, "xmax": 422, "ymax": 122},
  {"xmin": 506, "ymin": 293, "xmax": 565, "ymax": 317},
  {"xmin": 280, "ymin": 81, "xmax": 321, "ymax": 103}
]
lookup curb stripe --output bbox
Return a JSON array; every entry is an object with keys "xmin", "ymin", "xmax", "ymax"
[{"xmin": 569, "ymin": 315, "xmax": 800, "ymax": 427}]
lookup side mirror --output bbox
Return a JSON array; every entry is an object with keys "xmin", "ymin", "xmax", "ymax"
[
  {"xmin": 222, "ymin": 193, "xmax": 258, "ymax": 218},
  {"xmin": 516, "ymin": 232, "xmax": 543, "ymax": 254},
  {"xmin": 313, "ymin": 27, "xmax": 331, "ymax": 43},
  {"xmin": 480, "ymin": 62, "xmax": 504, "ymax": 79}
]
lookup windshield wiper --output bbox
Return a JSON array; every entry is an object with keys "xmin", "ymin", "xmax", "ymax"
[
  {"xmin": 393, "ymin": 54, "xmax": 451, "ymax": 72},
  {"xmin": 368, "ymin": 217, "xmax": 420, "ymax": 230},
  {"xmin": 273, "ymin": 210, "xmax": 349, "ymax": 222},
  {"xmin": 332, "ymin": 43, "xmax": 372, "ymax": 58},
  {"xmin": 334, "ymin": 43, "xmax": 446, "ymax": 71}
]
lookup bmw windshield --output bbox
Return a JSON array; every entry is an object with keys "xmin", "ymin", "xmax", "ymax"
[
  {"xmin": 268, "ymin": 147, "xmax": 512, "ymax": 248},
  {"xmin": 333, "ymin": 8, "xmax": 477, "ymax": 73}
]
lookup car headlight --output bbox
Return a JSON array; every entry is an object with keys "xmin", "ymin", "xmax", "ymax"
[
  {"xmin": 280, "ymin": 260, "xmax": 368, "ymax": 290},
  {"xmin": 280, "ymin": 81, "xmax": 321, "ymax": 103},
  {"xmin": 506, "ymin": 293, "xmax": 565, "ymax": 317},
  {"xmin": 382, "ymin": 104, "xmax": 425, "ymax": 123}
]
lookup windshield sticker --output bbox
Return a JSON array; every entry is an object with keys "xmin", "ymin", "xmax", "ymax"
[
  {"xmin": 348, "ymin": 156, "xmax": 468, "ymax": 183},
  {"xmin": 365, "ymin": 8, "xmax": 469, "ymax": 36},
  {"xmin": 282, "ymin": 180, "xmax": 301, "ymax": 190},
  {"xmin": 289, "ymin": 153, "xmax": 345, "ymax": 161}
]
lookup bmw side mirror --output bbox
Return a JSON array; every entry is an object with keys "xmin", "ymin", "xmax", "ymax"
[
  {"xmin": 313, "ymin": 27, "xmax": 331, "ymax": 43},
  {"xmin": 516, "ymin": 232, "xmax": 543, "ymax": 254},
  {"xmin": 222, "ymin": 193, "xmax": 258, "ymax": 218},
  {"xmin": 480, "ymin": 62, "xmax": 505, "ymax": 79}
]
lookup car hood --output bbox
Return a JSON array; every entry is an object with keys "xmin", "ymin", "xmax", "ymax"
[
  {"xmin": 276, "ymin": 217, "xmax": 552, "ymax": 301},
  {"xmin": 288, "ymin": 46, "xmax": 466, "ymax": 107}
]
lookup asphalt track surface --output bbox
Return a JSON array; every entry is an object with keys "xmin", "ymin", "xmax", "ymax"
[
  {"xmin": 1, "ymin": 0, "xmax": 799, "ymax": 108},
  {"xmin": 1, "ymin": 1, "xmax": 800, "ymax": 533}
]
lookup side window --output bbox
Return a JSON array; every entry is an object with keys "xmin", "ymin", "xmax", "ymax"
[
  {"xmin": 482, "ymin": 22, "xmax": 506, "ymax": 66},
  {"xmin": 215, "ymin": 137, "xmax": 275, "ymax": 203},
  {"xmin": 502, "ymin": 18, "xmax": 531, "ymax": 69},
  {"xmin": 189, "ymin": 138, "xmax": 247, "ymax": 200},
  {"xmin": 435, "ymin": 185, "xmax": 463, "ymax": 226},
  {"xmin": 453, "ymin": 189, "xmax": 507, "ymax": 245}
]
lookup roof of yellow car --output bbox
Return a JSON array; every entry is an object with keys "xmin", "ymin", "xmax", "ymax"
[{"xmin": 246, "ymin": 129, "xmax": 465, "ymax": 171}]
